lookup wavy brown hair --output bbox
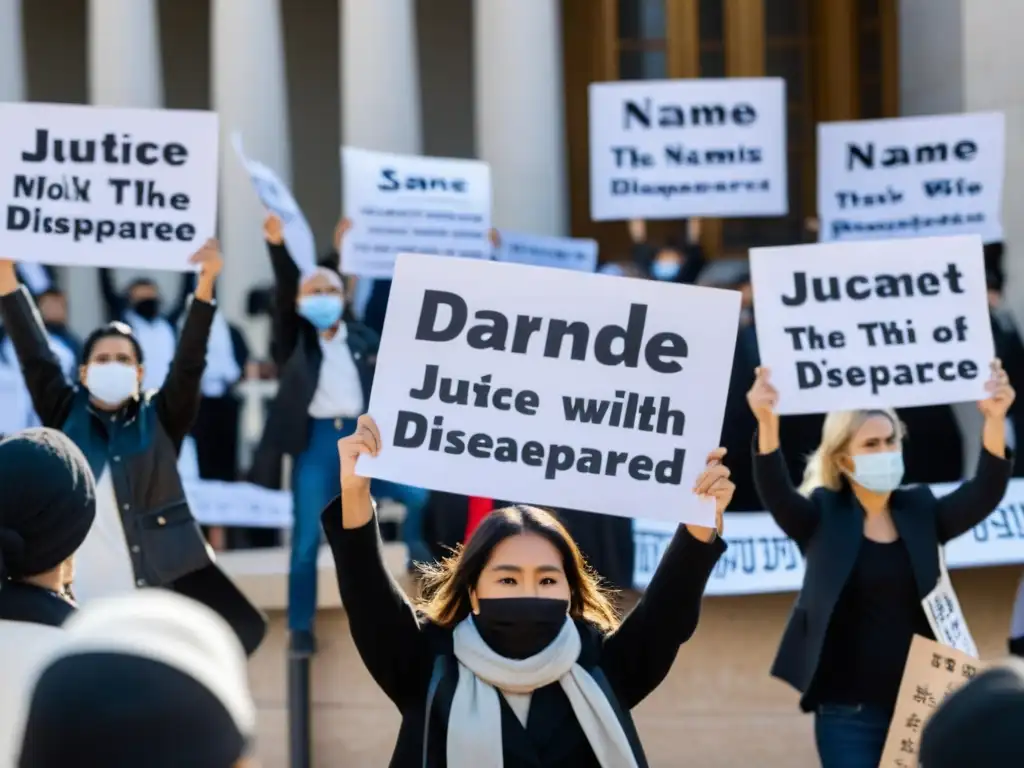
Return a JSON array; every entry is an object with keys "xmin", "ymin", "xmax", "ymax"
[{"xmin": 416, "ymin": 505, "xmax": 620, "ymax": 633}]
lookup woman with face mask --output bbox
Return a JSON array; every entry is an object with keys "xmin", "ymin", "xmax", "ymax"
[
  {"xmin": 325, "ymin": 414, "xmax": 731, "ymax": 767},
  {"xmin": 746, "ymin": 363, "xmax": 1015, "ymax": 768}
]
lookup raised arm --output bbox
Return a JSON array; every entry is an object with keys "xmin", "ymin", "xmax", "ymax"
[
  {"xmin": 153, "ymin": 241, "xmax": 222, "ymax": 448},
  {"xmin": 0, "ymin": 260, "xmax": 74, "ymax": 427},
  {"xmin": 98, "ymin": 267, "xmax": 126, "ymax": 322},
  {"xmin": 263, "ymin": 214, "xmax": 302, "ymax": 367}
]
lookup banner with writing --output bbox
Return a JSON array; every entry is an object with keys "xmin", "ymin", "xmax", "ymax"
[
  {"xmin": 818, "ymin": 112, "xmax": 1004, "ymax": 245},
  {"xmin": 634, "ymin": 478, "xmax": 1024, "ymax": 591},
  {"xmin": 493, "ymin": 230, "xmax": 598, "ymax": 273},
  {"xmin": 340, "ymin": 146, "xmax": 492, "ymax": 279},
  {"xmin": 750, "ymin": 235, "xmax": 993, "ymax": 414},
  {"xmin": 588, "ymin": 77, "xmax": 787, "ymax": 221},
  {"xmin": 0, "ymin": 102, "xmax": 218, "ymax": 270},
  {"xmin": 357, "ymin": 254, "xmax": 740, "ymax": 527}
]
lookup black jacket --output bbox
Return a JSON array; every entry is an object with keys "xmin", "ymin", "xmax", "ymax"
[
  {"xmin": 323, "ymin": 498, "xmax": 726, "ymax": 767},
  {"xmin": 753, "ymin": 444, "xmax": 1012, "ymax": 711},
  {"xmin": 0, "ymin": 582, "xmax": 74, "ymax": 628},
  {"xmin": 0, "ymin": 286, "xmax": 266, "ymax": 655},
  {"xmin": 251, "ymin": 243, "xmax": 378, "ymax": 488}
]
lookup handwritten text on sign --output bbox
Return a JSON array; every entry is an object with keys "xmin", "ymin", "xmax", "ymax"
[
  {"xmin": 818, "ymin": 112, "xmax": 1005, "ymax": 244},
  {"xmin": 340, "ymin": 146, "xmax": 491, "ymax": 279},
  {"xmin": 357, "ymin": 254, "xmax": 740, "ymax": 527},
  {"xmin": 0, "ymin": 102, "xmax": 218, "ymax": 270},
  {"xmin": 750, "ymin": 235, "xmax": 994, "ymax": 414},
  {"xmin": 588, "ymin": 77, "xmax": 787, "ymax": 221}
]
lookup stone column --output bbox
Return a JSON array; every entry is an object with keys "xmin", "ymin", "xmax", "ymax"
[{"xmin": 0, "ymin": 0, "xmax": 25, "ymax": 102}]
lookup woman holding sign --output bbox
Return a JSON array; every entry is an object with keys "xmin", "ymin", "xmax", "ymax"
[
  {"xmin": 325, "ymin": 414, "xmax": 730, "ymax": 767},
  {"xmin": 747, "ymin": 363, "xmax": 1014, "ymax": 768}
]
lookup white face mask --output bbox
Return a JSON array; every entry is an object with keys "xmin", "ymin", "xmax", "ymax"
[
  {"xmin": 86, "ymin": 362, "xmax": 139, "ymax": 406},
  {"xmin": 847, "ymin": 451, "xmax": 905, "ymax": 493}
]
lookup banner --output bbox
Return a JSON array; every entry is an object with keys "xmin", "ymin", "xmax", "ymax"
[
  {"xmin": 817, "ymin": 112, "xmax": 1005, "ymax": 244},
  {"xmin": 750, "ymin": 235, "xmax": 993, "ymax": 414},
  {"xmin": 184, "ymin": 479, "xmax": 293, "ymax": 528},
  {"xmin": 588, "ymin": 77, "xmax": 787, "ymax": 221},
  {"xmin": 340, "ymin": 146, "xmax": 492, "ymax": 279},
  {"xmin": 494, "ymin": 230, "xmax": 598, "ymax": 273},
  {"xmin": 0, "ymin": 102, "xmax": 218, "ymax": 270},
  {"xmin": 357, "ymin": 253, "xmax": 740, "ymax": 527},
  {"xmin": 634, "ymin": 478, "xmax": 1024, "ymax": 591}
]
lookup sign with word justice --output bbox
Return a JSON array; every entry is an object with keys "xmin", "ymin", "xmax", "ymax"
[
  {"xmin": 231, "ymin": 132, "xmax": 317, "ymax": 277},
  {"xmin": 750, "ymin": 235, "xmax": 993, "ymax": 414},
  {"xmin": 357, "ymin": 254, "xmax": 740, "ymax": 526},
  {"xmin": 588, "ymin": 77, "xmax": 787, "ymax": 221},
  {"xmin": 493, "ymin": 230, "xmax": 598, "ymax": 273},
  {"xmin": 0, "ymin": 102, "xmax": 219, "ymax": 270},
  {"xmin": 340, "ymin": 146, "xmax": 492, "ymax": 279},
  {"xmin": 818, "ymin": 112, "xmax": 1005, "ymax": 244}
]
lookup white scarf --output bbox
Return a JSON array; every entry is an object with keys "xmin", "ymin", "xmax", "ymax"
[
  {"xmin": 448, "ymin": 616, "xmax": 639, "ymax": 768},
  {"xmin": 124, "ymin": 310, "xmax": 176, "ymax": 391}
]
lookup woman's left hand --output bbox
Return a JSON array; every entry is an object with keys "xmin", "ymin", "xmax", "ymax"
[
  {"xmin": 979, "ymin": 358, "xmax": 1015, "ymax": 420},
  {"xmin": 685, "ymin": 447, "xmax": 733, "ymax": 542},
  {"xmin": 191, "ymin": 238, "xmax": 223, "ymax": 281}
]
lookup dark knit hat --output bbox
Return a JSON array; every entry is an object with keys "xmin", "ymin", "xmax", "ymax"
[
  {"xmin": 919, "ymin": 659, "xmax": 1024, "ymax": 767},
  {"xmin": 18, "ymin": 590, "xmax": 256, "ymax": 768},
  {"xmin": 0, "ymin": 428, "xmax": 96, "ymax": 579}
]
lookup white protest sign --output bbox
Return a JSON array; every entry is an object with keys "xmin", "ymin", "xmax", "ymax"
[
  {"xmin": 922, "ymin": 548, "xmax": 979, "ymax": 657},
  {"xmin": 0, "ymin": 102, "xmax": 218, "ymax": 270},
  {"xmin": 356, "ymin": 253, "xmax": 740, "ymax": 526},
  {"xmin": 340, "ymin": 146, "xmax": 491, "ymax": 279},
  {"xmin": 231, "ymin": 132, "xmax": 317, "ymax": 277},
  {"xmin": 184, "ymin": 479, "xmax": 293, "ymax": 528},
  {"xmin": 818, "ymin": 112, "xmax": 1005, "ymax": 244},
  {"xmin": 494, "ymin": 230, "xmax": 598, "ymax": 273},
  {"xmin": 750, "ymin": 235, "xmax": 994, "ymax": 414},
  {"xmin": 588, "ymin": 77, "xmax": 787, "ymax": 221}
]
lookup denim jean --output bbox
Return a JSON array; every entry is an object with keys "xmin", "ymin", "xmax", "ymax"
[
  {"xmin": 288, "ymin": 417, "xmax": 431, "ymax": 632},
  {"xmin": 814, "ymin": 704, "xmax": 892, "ymax": 768}
]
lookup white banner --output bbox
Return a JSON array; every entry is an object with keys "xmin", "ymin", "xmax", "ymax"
[
  {"xmin": 817, "ymin": 112, "xmax": 1005, "ymax": 244},
  {"xmin": 494, "ymin": 230, "xmax": 598, "ymax": 273},
  {"xmin": 750, "ymin": 235, "xmax": 994, "ymax": 414},
  {"xmin": 357, "ymin": 253, "xmax": 740, "ymax": 527},
  {"xmin": 340, "ymin": 146, "xmax": 492, "ymax": 279},
  {"xmin": 634, "ymin": 478, "xmax": 1024, "ymax": 592},
  {"xmin": 0, "ymin": 102, "xmax": 219, "ymax": 270},
  {"xmin": 184, "ymin": 479, "xmax": 293, "ymax": 528},
  {"xmin": 588, "ymin": 77, "xmax": 788, "ymax": 221},
  {"xmin": 231, "ymin": 132, "xmax": 317, "ymax": 277}
]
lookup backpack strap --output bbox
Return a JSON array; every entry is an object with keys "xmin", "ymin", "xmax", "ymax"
[{"xmin": 422, "ymin": 655, "xmax": 447, "ymax": 768}]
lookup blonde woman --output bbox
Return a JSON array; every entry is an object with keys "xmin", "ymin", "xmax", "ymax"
[{"xmin": 747, "ymin": 362, "xmax": 1014, "ymax": 768}]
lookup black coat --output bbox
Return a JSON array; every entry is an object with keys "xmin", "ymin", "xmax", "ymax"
[
  {"xmin": 752, "ymin": 444, "xmax": 1012, "ymax": 711},
  {"xmin": 322, "ymin": 499, "xmax": 725, "ymax": 767}
]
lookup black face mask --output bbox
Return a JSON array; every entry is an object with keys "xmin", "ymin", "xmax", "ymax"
[
  {"xmin": 474, "ymin": 597, "xmax": 569, "ymax": 660},
  {"xmin": 131, "ymin": 298, "xmax": 160, "ymax": 321}
]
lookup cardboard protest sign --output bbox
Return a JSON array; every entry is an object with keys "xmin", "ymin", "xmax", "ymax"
[
  {"xmin": 340, "ymin": 146, "xmax": 491, "ymax": 279},
  {"xmin": 878, "ymin": 635, "xmax": 987, "ymax": 767},
  {"xmin": 231, "ymin": 132, "xmax": 317, "ymax": 277},
  {"xmin": 750, "ymin": 235, "xmax": 993, "ymax": 414},
  {"xmin": 0, "ymin": 102, "xmax": 218, "ymax": 270},
  {"xmin": 588, "ymin": 77, "xmax": 787, "ymax": 221},
  {"xmin": 356, "ymin": 254, "xmax": 740, "ymax": 527},
  {"xmin": 494, "ymin": 230, "xmax": 598, "ymax": 273},
  {"xmin": 818, "ymin": 112, "xmax": 1004, "ymax": 244}
]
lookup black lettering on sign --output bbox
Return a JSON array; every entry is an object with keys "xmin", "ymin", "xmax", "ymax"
[
  {"xmin": 780, "ymin": 264, "xmax": 965, "ymax": 307},
  {"xmin": 20, "ymin": 129, "xmax": 188, "ymax": 166},
  {"xmin": 795, "ymin": 358, "xmax": 980, "ymax": 395},
  {"xmin": 623, "ymin": 98, "xmax": 757, "ymax": 129},
  {"xmin": 846, "ymin": 138, "xmax": 977, "ymax": 171},
  {"xmin": 377, "ymin": 167, "xmax": 468, "ymax": 194}
]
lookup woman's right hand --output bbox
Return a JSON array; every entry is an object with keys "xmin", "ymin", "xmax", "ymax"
[
  {"xmin": 746, "ymin": 367, "xmax": 778, "ymax": 422},
  {"xmin": 263, "ymin": 213, "xmax": 284, "ymax": 245},
  {"xmin": 339, "ymin": 414, "xmax": 380, "ymax": 496}
]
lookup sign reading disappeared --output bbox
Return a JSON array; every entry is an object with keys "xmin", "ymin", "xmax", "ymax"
[
  {"xmin": 0, "ymin": 102, "xmax": 219, "ymax": 270},
  {"xmin": 357, "ymin": 254, "xmax": 740, "ymax": 526},
  {"xmin": 750, "ymin": 235, "xmax": 994, "ymax": 414}
]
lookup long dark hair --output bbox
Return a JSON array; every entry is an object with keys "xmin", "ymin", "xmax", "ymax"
[{"xmin": 416, "ymin": 505, "xmax": 620, "ymax": 633}]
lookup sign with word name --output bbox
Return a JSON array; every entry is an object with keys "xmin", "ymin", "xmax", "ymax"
[
  {"xmin": 633, "ymin": 478, "xmax": 1024, "ymax": 592},
  {"xmin": 750, "ymin": 235, "xmax": 993, "ymax": 414},
  {"xmin": 357, "ymin": 253, "xmax": 740, "ymax": 526},
  {"xmin": 922, "ymin": 548, "xmax": 979, "ymax": 657},
  {"xmin": 588, "ymin": 77, "xmax": 787, "ymax": 221},
  {"xmin": 231, "ymin": 132, "xmax": 317, "ymax": 277},
  {"xmin": 494, "ymin": 230, "xmax": 598, "ymax": 273},
  {"xmin": 340, "ymin": 146, "xmax": 492, "ymax": 279},
  {"xmin": 0, "ymin": 102, "xmax": 218, "ymax": 270},
  {"xmin": 878, "ymin": 635, "xmax": 987, "ymax": 767},
  {"xmin": 818, "ymin": 112, "xmax": 1005, "ymax": 244}
]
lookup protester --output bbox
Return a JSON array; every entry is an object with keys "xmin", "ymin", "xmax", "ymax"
[
  {"xmin": 0, "ymin": 248, "xmax": 266, "ymax": 656},
  {"xmin": 0, "ymin": 428, "xmax": 96, "ymax": 766},
  {"xmin": 626, "ymin": 217, "xmax": 704, "ymax": 283},
  {"xmin": 919, "ymin": 658, "xmax": 1024, "ymax": 767},
  {"xmin": 325, "ymin": 414, "xmax": 730, "ymax": 766},
  {"xmin": 747, "ymin": 363, "xmax": 1014, "ymax": 768},
  {"xmin": 251, "ymin": 214, "xmax": 430, "ymax": 655},
  {"xmin": 17, "ymin": 590, "xmax": 257, "ymax": 768}
]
